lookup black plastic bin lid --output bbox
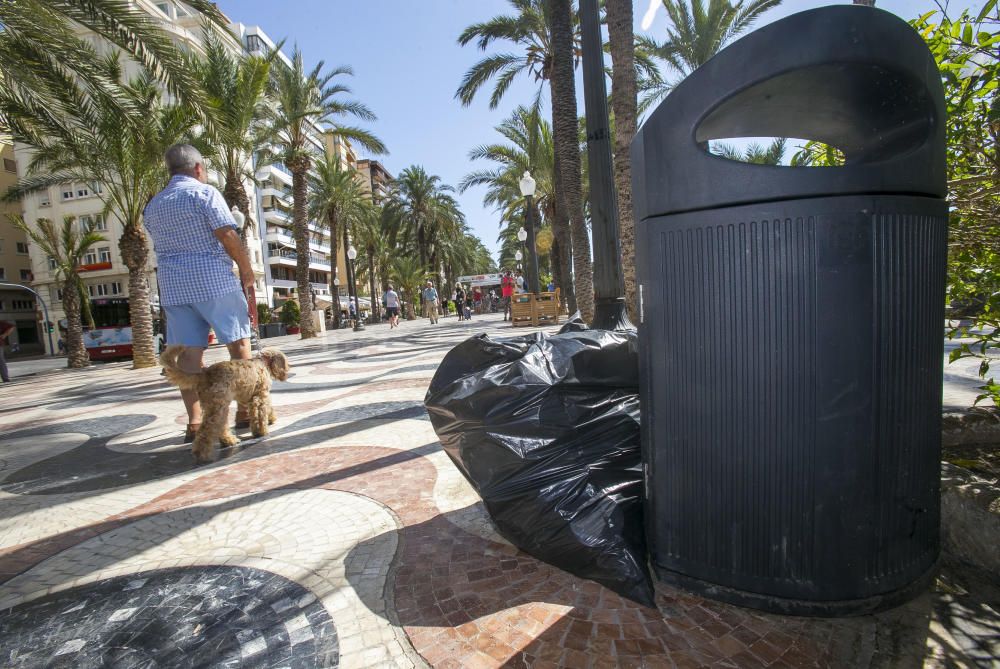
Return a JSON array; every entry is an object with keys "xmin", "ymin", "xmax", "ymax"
[{"xmin": 631, "ymin": 5, "xmax": 946, "ymax": 219}]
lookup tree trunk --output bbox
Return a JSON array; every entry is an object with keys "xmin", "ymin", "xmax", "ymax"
[
  {"xmin": 290, "ymin": 158, "xmax": 316, "ymax": 339},
  {"xmin": 118, "ymin": 223, "xmax": 157, "ymax": 368},
  {"xmin": 367, "ymin": 253, "xmax": 379, "ymax": 322},
  {"xmin": 77, "ymin": 279, "xmax": 95, "ymax": 329},
  {"xmin": 549, "ymin": 106, "xmax": 578, "ymax": 316},
  {"xmin": 606, "ymin": 0, "xmax": 639, "ymax": 324},
  {"xmin": 223, "ymin": 170, "xmax": 255, "ymax": 244},
  {"xmin": 549, "ymin": 1, "xmax": 593, "ymax": 320},
  {"xmin": 61, "ymin": 278, "xmax": 89, "ymax": 368},
  {"xmin": 327, "ymin": 209, "xmax": 341, "ymax": 331},
  {"xmin": 417, "ymin": 223, "xmax": 427, "ymax": 269}
]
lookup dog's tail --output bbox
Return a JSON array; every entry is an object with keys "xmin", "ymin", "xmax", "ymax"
[
  {"xmin": 260, "ymin": 348, "xmax": 290, "ymax": 381},
  {"xmin": 159, "ymin": 345, "xmax": 202, "ymax": 390}
]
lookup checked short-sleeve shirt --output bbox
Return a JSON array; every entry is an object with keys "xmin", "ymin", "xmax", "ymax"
[{"xmin": 144, "ymin": 175, "xmax": 241, "ymax": 306}]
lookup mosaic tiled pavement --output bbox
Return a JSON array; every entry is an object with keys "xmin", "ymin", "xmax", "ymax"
[{"xmin": 0, "ymin": 313, "xmax": 997, "ymax": 668}]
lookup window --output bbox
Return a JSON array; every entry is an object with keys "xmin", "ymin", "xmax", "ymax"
[
  {"xmin": 98, "ymin": 246, "xmax": 111, "ymax": 263},
  {"xmin": 76, "ymin": 185, "xmax": 90, "ymax": 198},
  {"xmin": 0, "ymin": 301, "xmax": 4, "ymax": 310},
  {"xmin": 246, "ymin": 34, "xmax": 267, "ymax": 53},
  {"xmin": 54, "ymin": 287, "xmax": 63, "ymax": 302},
  {"xmin": 84, "ymin": 249, "xmax": 98, "ymax": 265},
  {"xmin": 88, "ymin": 181, "xmax": 103, "ymax": 195},
  {"xmin": 12, "ymin": 299, "xmax": 33, "ymax": 310},
  {"xmin": 79, "ymin": 214, "xmax": 108, "ymax": 231},
  {"xmin": 110, "ymin": 282, "xmax": 122, "ymax": 295},
  {"xmin": 15, "ymin": 242, "xmax": 28, "ymax": 254},
  {"xmin": 39, "ymin": 191, "xmax": 50, "ymax": 207},
  {"xmin": 19, "ymin": 269, "xmax": 31, "ymax": 281},
  {"xmin": 3, "ymin": 158, "xmax": 16, "ymax": 173},
  {"xmin": 0, "ymin": 268, "xmax": 5, "ymax": 280},
  {"xmin": 61, "ymin": 189, "xmax": 75, "ymax": 201},
  {"xmin": 47, "ymin": 256, "xmax": 57, "ymax": 270}
]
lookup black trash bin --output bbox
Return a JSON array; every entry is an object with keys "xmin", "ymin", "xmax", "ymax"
[{"xmin": 632, "ymin": 6, "xmax": 947, "ymax": 616}]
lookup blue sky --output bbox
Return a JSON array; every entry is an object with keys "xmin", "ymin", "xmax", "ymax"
[{"xmin": 214, "ymin": 0, "xmax": 975, "ymax": 262}]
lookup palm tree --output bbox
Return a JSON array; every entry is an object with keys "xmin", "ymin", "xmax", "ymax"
[
  {"xmin": 456, "ymin": 0, "xmax": 588, "ymax": 318},
  {"xmin": 354, "ymin": 206, "xmax": 389, "ymax": 323},
  {"xmin": 264, "ymin": 48, "xmax": 385, "ymax": 339},
  {"xmin": 606, "ymin": 0, "xmax": 639, "ymax": 322},
  {"xmin": 639, "ymin": 0, "xmax": 782, "ymax": 112},
  {"xmin": 0, "ymin": 1, "xmax": 226, "ymax": 137},
  {"xmin": 549, "ymin": 0, "xmax": 594, "ymax": 321},
  {"xmin": 393, "ymin": 166, "xmax": 464, "ymax": 282},
  {"xmin": 194, "ymin": 28, "xmax": 278, "ymax": 244},
  {"xmin": 713, "ymin": 137, "xmax": 786, "ymax": 165},
  {"xmin": 391, "ymin": 256, "xmax": 428, "ymax": 320},
  {"xmin": 308, "ymin": 155, "xmax": 369, "ymax": 330},
  {"xmin": 11, "ymin": 215, "xmax": 105, "ymax": 368},
  {"xmin": 4, "ymin": 65, "xmax": 196, "ymax": 369},
  {"xmin": 460, "ymin": 104, "xmax": 571, "ymax": 308}
]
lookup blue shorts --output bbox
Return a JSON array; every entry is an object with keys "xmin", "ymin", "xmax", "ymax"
[{"xmin": 164, "ymin": 290, "xmax": 252, "ymax": 347}]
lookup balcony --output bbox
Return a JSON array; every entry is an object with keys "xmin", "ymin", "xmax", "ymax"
[
  {"xmin": 262, "ymin": 207, "xmax": 291, "ymax": 225},
  {"xmin": 266, "ymin": 228, "xmax": 331, "ymax": 254},
  {"xmin": 269, "ymin": 278, "xmax": 331, "ymax": 294},
  {"xmin": 255, "ymin": 163, "xmax": 292, "ymax": 186},
  {"xmin": 260, "ymin": 186, "xmax": 292, "ymax": 206},
  {"xmin": 267, "ymin": 249, "xmax": 331, "ymax": 271}
]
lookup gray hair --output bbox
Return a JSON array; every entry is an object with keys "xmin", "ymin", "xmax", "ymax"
[{"xmin": 165, "ymin": 144, "xmax": 203, "ymax": 176}]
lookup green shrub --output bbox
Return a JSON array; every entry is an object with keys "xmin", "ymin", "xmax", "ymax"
[
  {"xmin": 279, "ymin": 300, "xmax": 300, "ymax": 327},
  {"xmin": 257, "ymin": 302, "xmax": 271, "ymax": 325}
]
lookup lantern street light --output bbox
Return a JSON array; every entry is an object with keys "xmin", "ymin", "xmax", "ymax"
[
  {"xmin": 580, "ymin": 0, "xmax": 631, "ymax": 330},
  {"xmin": 346, "ymin": 243, "xmax": 364, "ymax": 331},
  {"xmin": 518, "ymin": 171, "xmax": 540, "ymax": 294},
  {"xmin": 517, "ymin": 227, "xmax": 527, "ymax": 242},
  {"xmin": 515, "ymin": 250, "xmax": 523, "ymax": 261}
]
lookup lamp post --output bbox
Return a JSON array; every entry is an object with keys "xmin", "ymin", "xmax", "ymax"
[
  {"xmin": 0, "ymin": 282, "xmax": 54, "ymax": 356},
  {"xmin": 346, "ymin": 244, "xmax": 364, "ymax": 331},
  {"xmin": 580, "ymin": 0, "xmax": 632, "ymax": 330},
  {"xmin": 518, "ymin": 172, "xmax": 541, "ymax": 294},
  {"xmin": 333, "ymin": 276, "xmax": 341, "ymax": 329}
]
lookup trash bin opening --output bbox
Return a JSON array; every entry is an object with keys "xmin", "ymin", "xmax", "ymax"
[{"xmin": 695, "ymin": 62, "xmax": 936, "ymax": 166}]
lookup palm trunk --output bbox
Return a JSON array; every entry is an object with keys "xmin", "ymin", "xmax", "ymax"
[
  {"xmin": 327, "ymin": 209, "xmax": 341, "ymax": 331},
  {"xmin": 62, "ymin": 278, "xmax": 89, "ymax": 368},
  {"xmin": 290, "ymin": 158, "xmax": 316, "ymax": 339},
  {"xmin": 367, "ymin": 252, "xmax": 379, "ymax": 322},
  {"xmin": 417, "ymin": 224, "xmax": 427, "ymax": 269},
  {"xmin": 77, "ymin": 279, "xmax": 95, "ymax": 329},
  {"xmin": 550, "ymin": 0, "xmax": 594, "ymax": 322},
  {"xmin": 550, "ymin": 128, "xmax": 577, "ymax": 315},
  {"xmin": 119, "ymin": 224, "xmax": 156, "ymax": 368},
  {"xmin": 223, "ymin": 171, "xmax": 255, "ymax": 244},
  {"xmin": 606, "ymin": 0, "xmax": 639, "ymax": 324}
]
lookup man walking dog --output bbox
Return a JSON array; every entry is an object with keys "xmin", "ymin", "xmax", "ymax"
[{"xmin": 144, "ymin": 144, "xmax": 258, "ymax": 443}]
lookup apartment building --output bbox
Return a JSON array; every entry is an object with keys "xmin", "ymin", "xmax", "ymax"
[
  {"xmin": 355, "ymin": 159, "xmax": 394, "ymax": 206},
  {"xmin": 14, "ymin": 2, "xmax": 273, "ymax": 355},
  {"xmin": 0, "ymin": 140, "xmax": 43, "ymax": 355}
]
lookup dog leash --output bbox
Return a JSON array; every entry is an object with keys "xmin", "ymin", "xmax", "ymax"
[{"xmin": 246, "ymin": 285, "xmax": 262, "ymax": 354}]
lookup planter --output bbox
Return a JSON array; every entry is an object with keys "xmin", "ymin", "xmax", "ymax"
[{"xmin": 286, "ymin": 326, "xmax": 300, "ymax": 335}]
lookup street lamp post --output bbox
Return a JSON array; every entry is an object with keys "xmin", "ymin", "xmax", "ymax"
[
  {"xmin": 580, "ymin": 0, "xmax": 632, "ymax": 331},
  {"xmin": 518, "ymin": 172, "xmax": 541, "ymax": 294},
  {"xmin": 0, "ymin": 282, "xmax": 54, "ymax": 356},
  {"xmin": 346, "ymin": 244, "xmax": 364, "ymax": 331}
]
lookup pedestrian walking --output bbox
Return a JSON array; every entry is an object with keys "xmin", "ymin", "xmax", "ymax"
[
  {"xmin": 0, "ymin": 319, "xmax": 14, "ymax": 383},
  {"xmin": 143, "ymin": 144, "xmax": 257, "ymax": 443},
  {"xmin": 384, "ymin": 284, "xmax": 401, "ymax": 329},
  {"xmin": 422, "ymin": 281, "xmax": 440, "ymax": 324},
  {"xmin": 455, "ymin": 285, "xmax": 466, "ymax": 321},
  {"xmin": 501, "ymin": 270, "xmax": 515, "ymax": 321}
]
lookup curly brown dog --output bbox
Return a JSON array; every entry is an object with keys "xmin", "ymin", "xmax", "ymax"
[{"xmin": 160, "ymin": 345, "xmax": 289, "ymax": 463}]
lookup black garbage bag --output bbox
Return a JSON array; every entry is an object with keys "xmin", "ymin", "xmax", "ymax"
[{"xmin": 424, "ymin": 324, "xmax": 654, "ymax": 606}]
